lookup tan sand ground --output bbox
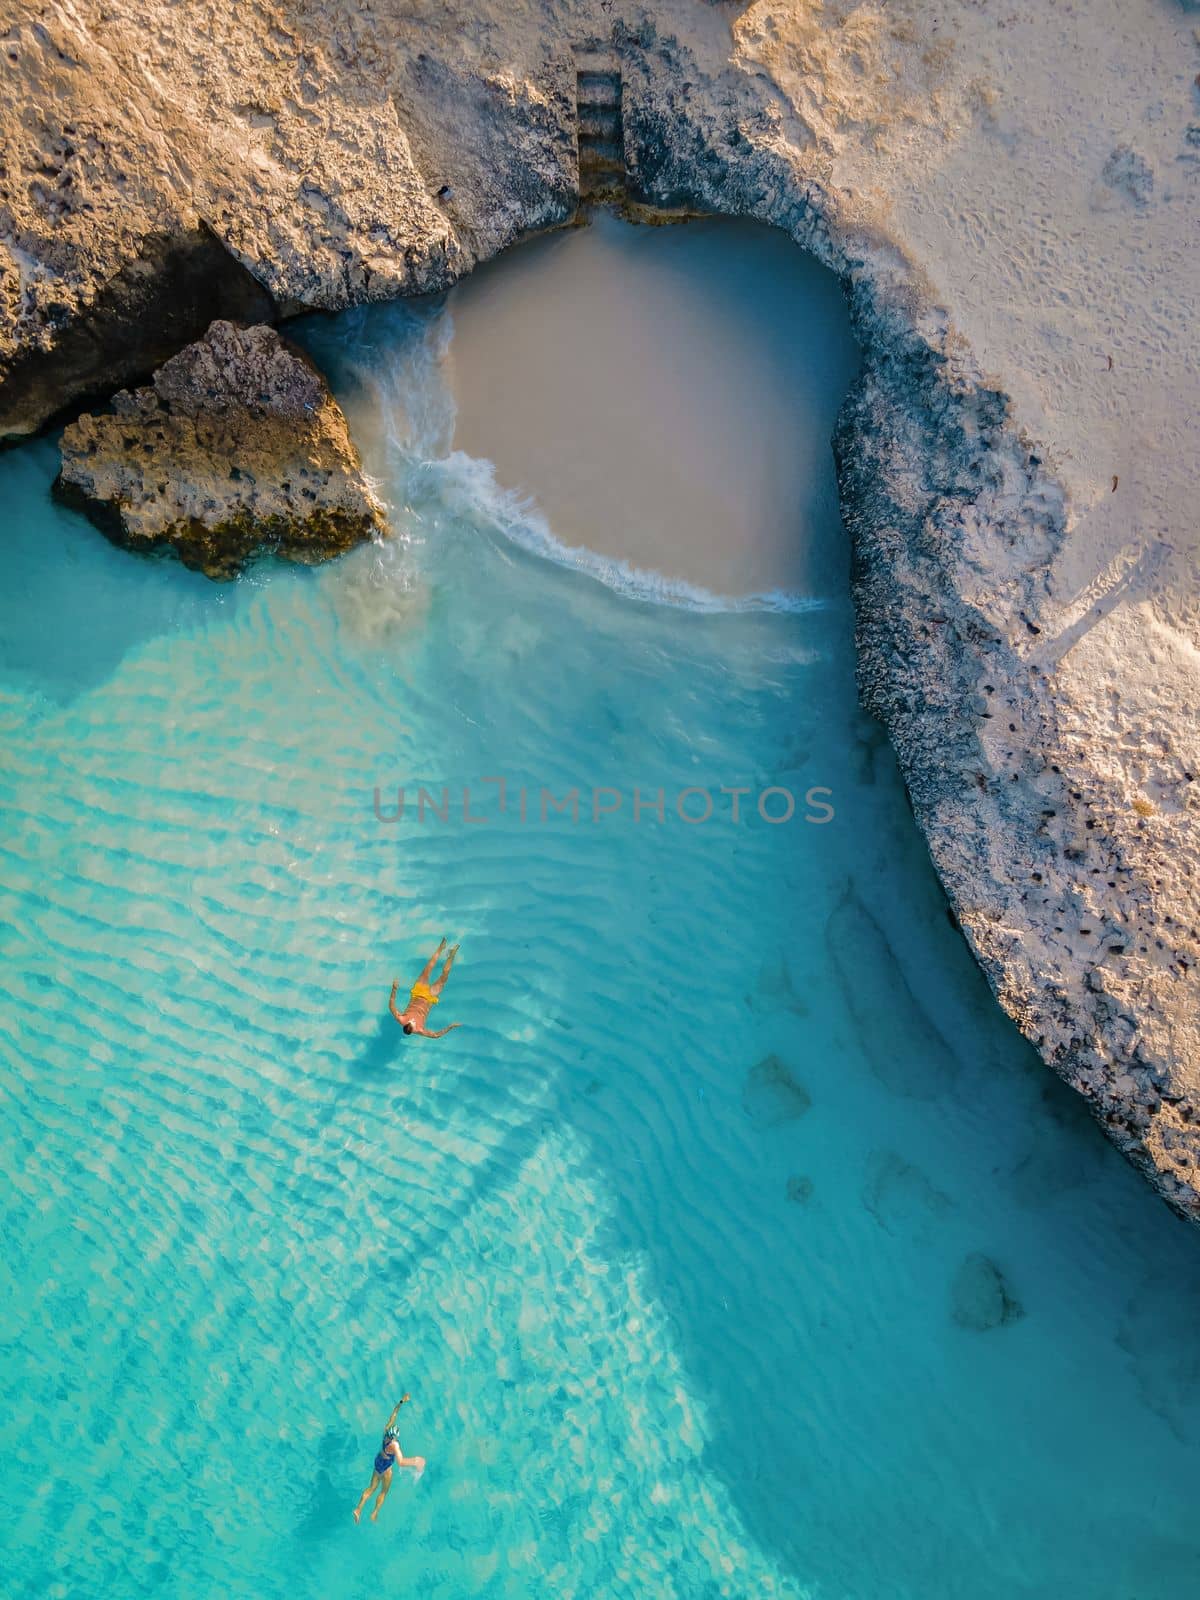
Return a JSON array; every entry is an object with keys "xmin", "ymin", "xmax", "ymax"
[{"xmin": 443, "ymin": 212, "xmax": 860, "ymax": 600}]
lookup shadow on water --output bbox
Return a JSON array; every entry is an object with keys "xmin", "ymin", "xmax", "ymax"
[
  {"xmin": 334, "ymin": 1012, "xmax": 551, "ymax": 1288},
  {"xmin": 0, "ymin": 435, "xmax": 260, "ymax": 705},
  {"xmin": 364, "ymin": 1077, "xmax": 550, "ymax": 1293},
  {"xmin": 295, "ymin": 1427, "xmax": 360, "ymax": 1547},
  {"xmin": 353, "ymin": 1013, "xmax": 404, "ymax": 1076}
]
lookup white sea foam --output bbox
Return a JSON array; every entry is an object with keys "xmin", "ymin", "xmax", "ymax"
[{"xmin": 423, "ymin": 447, "xmax": 830, "ymax": 615}]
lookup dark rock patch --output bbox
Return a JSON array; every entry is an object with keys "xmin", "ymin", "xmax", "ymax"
[
  {"xmin": 1, "ymin": 228, "xmax": 275, "ymax": 442},
  {"xmin": 950, "ymin": 1253, "xmax": 1023, "ymax": 1331},
  {"xmin": 742, "ymin": 1053, "xmax": 812, "ymax": 1128},
  {"xmin": 862, "ymin": 1149, "xmax": 952, "ymax": 1236},
  {"xmin": 751, "ymin": 951, "xmax": 809, "ymax": 1016},
  {"xmin": 826, "ymin": 886, "xmax": 960, "ymax": 1099}
]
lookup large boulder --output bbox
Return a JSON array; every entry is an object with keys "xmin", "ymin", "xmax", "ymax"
[{"xmin": 56, "ymin": 321, "xmax": 386, "ymax": 579}]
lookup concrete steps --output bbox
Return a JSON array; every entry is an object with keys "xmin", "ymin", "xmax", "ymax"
[
  {"xmin": 575, "ymin": 49, "xmax": 625, "ymax": 202},
  {"xmin": 577, "ymin": 70, "xmax": 621, "ymax": 109}
]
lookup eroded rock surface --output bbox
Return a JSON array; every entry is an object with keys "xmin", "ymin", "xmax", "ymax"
[
  {"xmin": 57, "ymin": 322, "xmax": 386, "ymax": 578},
  {"xmin": 0, "ymin": 228, "xmax": 276, "ymax": 440}
]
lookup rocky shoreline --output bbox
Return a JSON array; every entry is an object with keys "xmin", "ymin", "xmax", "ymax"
[
  {"xmin": 55, "ymin": 321, "xmax": 385, "ymax": 578},
  {"xmin": 2, "ymin": 2, "xmax": 1196, "ymax": 1216}
]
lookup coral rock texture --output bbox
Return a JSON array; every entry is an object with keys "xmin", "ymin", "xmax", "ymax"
[{"xmin": 56, "ymin": 321, "xmax": 386, "ymax": 578}]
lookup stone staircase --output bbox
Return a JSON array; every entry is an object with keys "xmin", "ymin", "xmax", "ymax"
[{"xmin": 575, "ymin": 48, "xmax": 625, "ymax": 203}]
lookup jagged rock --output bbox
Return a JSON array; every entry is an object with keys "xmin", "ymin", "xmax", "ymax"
[
  {"xmin": 0, "ymin": 229, "xmax": 276, "ymax": 441},
  {"xmin": 56, "ymin": 322, "xmax": 386, "ymax": 579},
  {"xmin": 0, "ymin": 4, "xmax": 566, "ymax": 439}
]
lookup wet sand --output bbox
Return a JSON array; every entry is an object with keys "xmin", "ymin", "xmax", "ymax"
[{"xmin": 443, "ymin": 211, "xmax": 861, "ymax": 601}]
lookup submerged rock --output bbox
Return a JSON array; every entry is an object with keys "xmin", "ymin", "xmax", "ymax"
[
  {"xmin": 1117, "ymin": 1269, "xmax": 1200, "ymax": 1443},
  {"xmin": 56, "ymin": 321, "xmax": 386, "ymax": 580},
  {"xmin": 750, "ymin": 951, "xmax": 810, "ymax": 1016},
  {"xmin": 742, "ymin": 1053, "xmax": 812, "ymax": 1128},
  {"xmin": 950, "ymin": 1253, "xmax": 1024, "ymax": 1332},
  {"xmin": 862, "ymin": 1150, "xmax": 953, "ymax": 1237},
  {"xmin": 826, "ymin": 887, "xmax": 960, "ymax": 1101}
]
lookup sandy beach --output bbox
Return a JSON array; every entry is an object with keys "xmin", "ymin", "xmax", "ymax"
[{"xmin": 443, "ymin": 212, "xmax": 861, "ymax": 601}]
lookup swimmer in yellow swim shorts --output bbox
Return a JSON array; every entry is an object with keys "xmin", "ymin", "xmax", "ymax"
[{"xmin": 389, "ymin": 937, "xmax": 462, "ymax": 1039}]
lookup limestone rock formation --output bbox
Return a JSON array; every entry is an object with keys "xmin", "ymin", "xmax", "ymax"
[
  {"xmin": 56, "ymin": 321, "xmax": 386, "ymax": 579},
  {"xmin": 0, "ymin": 228, "xmax": 277, "ymax": 442},
  {"xmin": 0, "ymin": 1, "xmax": 570, "ymax": 440}
]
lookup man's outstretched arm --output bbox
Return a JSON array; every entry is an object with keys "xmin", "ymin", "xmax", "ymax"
[
  {"xmin": 388, "ymin": 980, "xmax": 405, "ymax": 1023},
  {"xmin": 423, "ymin": 1022, "xmax": 463, "ymax": 1039}
]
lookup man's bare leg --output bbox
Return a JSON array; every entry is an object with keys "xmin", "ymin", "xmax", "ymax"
[
  {"xmin": 416, "ymin": 938, "xmax": 447, "ymax": 987},
  {"xmin": 433, "ymin": 945, "xmax": 459, "ymax": 995},
  {"xmin": 353, "ymin": 1472, "xmax": 380, "ymax": 1524}
]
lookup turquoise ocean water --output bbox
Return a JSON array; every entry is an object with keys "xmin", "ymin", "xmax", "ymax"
[{"xmin": 3, "ymin": 225, "xmax": 1200, "ymax": 1599}]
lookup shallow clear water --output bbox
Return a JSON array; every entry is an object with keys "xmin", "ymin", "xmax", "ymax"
[{"xmin": 3, "ymin": 223, "xmax": 1200, "ymax": 1600}]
